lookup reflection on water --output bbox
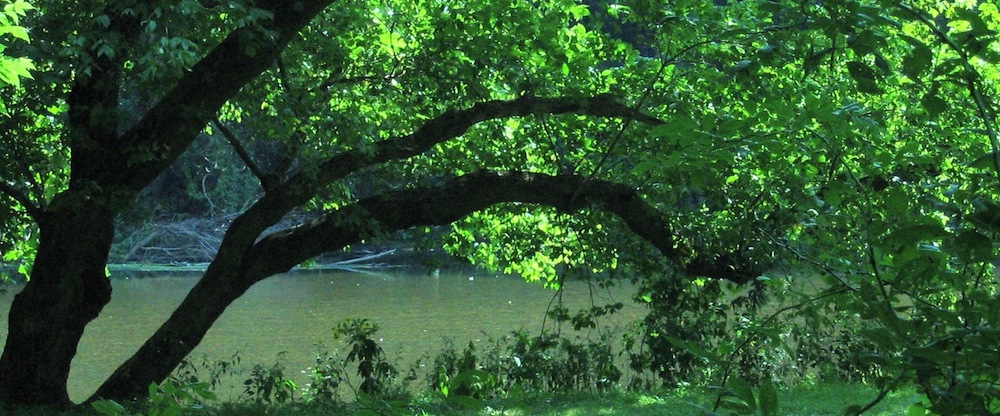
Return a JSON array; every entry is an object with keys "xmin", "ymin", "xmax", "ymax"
[{"xmin": 0, "ymin": 270, "xmax": 640, "ymax": 402}]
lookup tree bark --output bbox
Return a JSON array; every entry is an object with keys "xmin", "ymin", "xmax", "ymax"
[{"xmin": 0, "ymin": 197, "xmax": 115, "ymax": 406}]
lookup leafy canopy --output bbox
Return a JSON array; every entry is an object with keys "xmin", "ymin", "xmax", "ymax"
[{"xmin": 1, "ymin": 0, "xmax": 1000, "ymax": 411}]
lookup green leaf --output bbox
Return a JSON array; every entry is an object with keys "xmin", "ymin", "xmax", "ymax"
[
  {"xmin": 0, "ymin": 56, "xmax": 32, "ymax": 88},
  {"xmin": 884, "ymin": 222, "xmax": 948, "ymax": 248},
  {"xmin": 96, "ymin": 14, "xmax": 111, "ymax": 28},
  {"xmin": 847, "ymin": 61, "xmax": 882, "ymax": 95},
  {"xmin": 954, "ymin": 8, "xmax": 993, "ymax": 37},
  {"xmin": 0, "ymin": 25, "xmax": 29, "ymax": 42},
  {"xmin": 631, "ymin": 160, "xmax": 657, "ymax": 177},
  {"xmin": 90, "ymin": 400, "xmax": 127, "ymax": 416},
  {"xmin": 664, "ymin": 336, "xmax": 720, "ymax": 362},
  {"xmin": 921, "ymin": 92, "xmax": 947, "ymax": 119},
  {"xmin": 968, "ymin": 152, "xmax": 1000, "ymax": 170},
  {"xmin": 727, "ymin": 377, "xmax": 756, "ymax": 411},
  {"xmin": 949, "ymin": 230, "xmax": 993, "ymax": 263},
  {"xmin": 96, "ymin": 43, "xmax": 115, "ymax": 58},
  {"xmin": 567, "ymin": 4, "xmax": 589, "ymax": 21},
  {"xmin": 759, "ymin": 380, "xmax": 778, "ymax": 416},
  {"xmin": 905, "ymin": 403, "xmax": 930, "ymax": 415},
  {"xmin": 968, "ymin": 199, "xmax": 1000, "ymax": 232},
  {"xmin": 901, "ymin": 36, "xmax": 932, "ymax": 80}
]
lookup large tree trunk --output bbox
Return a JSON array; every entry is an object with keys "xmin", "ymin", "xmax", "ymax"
[{"xmin": 0, "ymin": 197, "xmax": 115, "ymax": 406}]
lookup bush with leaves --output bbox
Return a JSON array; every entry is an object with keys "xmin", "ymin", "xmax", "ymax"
[
  {"xmin": 242, "ymin": 360, "xmax": 297, "ymax": 404},
  {"xmin": 334, "ymin": 318, "xmax": 400, "ymax": 397},
  {"xmin": 428, "ymin": 329, "xmax": 624, "ymax": 400},
  {"xmin": 92, "ymin": 379, "xmax": 215, "ymax": 416},
  {"xmin": 300, "ymin": 344, "xmax": 345, "ymax": 404}
]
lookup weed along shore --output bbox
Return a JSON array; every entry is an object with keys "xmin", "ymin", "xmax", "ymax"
[
  {"xmin": 3, "ymin": 270, "xmax": 922, "ymax": 415},
  {"xmin": 1, "ymin": 270, "xmax": 642, "ymax": 402}
]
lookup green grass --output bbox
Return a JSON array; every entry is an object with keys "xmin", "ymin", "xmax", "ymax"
[
  {"xmin": 451, "ymin": 383, "xmax": 920, "ymax": 416},
  {"xmin": 6, "ymin": 383, "xmax": 923, "ymax": 415}
]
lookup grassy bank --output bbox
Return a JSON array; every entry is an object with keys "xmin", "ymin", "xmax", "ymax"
[
  {"xmin": 218, "ymin": 384, "xmax": 920, "ymax": 416},
  {"xmin": 10, "ymin": 383, "xmax": 921, "ymax": 416}
]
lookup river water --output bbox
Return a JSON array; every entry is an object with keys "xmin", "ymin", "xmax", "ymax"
[{"xmin": 0, "ymin": 270, "xmax": 642, "ymax": 402}]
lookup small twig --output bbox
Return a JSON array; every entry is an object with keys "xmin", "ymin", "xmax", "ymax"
[
  {"xmin": 848, "ymin": 370, "xmax": 907, "ymax": 415},
  {"xmin": 123, "ymin": 229, "xmax": 162, "ymax": 262},
  {"xmin": 330, "ymin": 249, "xmax": 396, "ymax": 266},
  {"xmin": 201, "ymin": 174, "xmax": 219, "ymax": 214},
  {"xmin": 211, "ymin": 117, "xmax": 272, "ymax": 189}
]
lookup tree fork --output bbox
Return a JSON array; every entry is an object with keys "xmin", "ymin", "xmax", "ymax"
[{"xmin": 0, "ymin": 0, "xmax": 336, "ymax": 407}]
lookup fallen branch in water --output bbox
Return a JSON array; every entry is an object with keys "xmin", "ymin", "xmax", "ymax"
[{"xmin": 326, "ymin": 249, "xmax": 397, "ymax": 267}]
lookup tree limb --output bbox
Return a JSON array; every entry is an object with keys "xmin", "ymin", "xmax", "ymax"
[
  {"xmin": 201, "ymin": 94, "xmax": 669, "ymax": 295},
  {"xmin": 211, "ymin": 117, "xmax": 273, "ymax": 189},
  {"xmin": 93, "ymin": 169, "xmax": 753, "ymax": 402},
  {"xmin": 0, "ymin": 182, "xmax": 42, "ymax": 220},
  {"xmin": 106, "ymin": 0, "xmax": 334, "ymax": 192},
  {"xmin": 65, "ymin": 2, "xmax": 150, "ymax": 184},
  {"xmin": 284, "ymin": 94, "xmax": 665, "ymax": 199},
  {"xmin": 240, "ymin": 171, "xmax": 755, "ymax": 284},
  {"xmin": 210, "ymin": 94, "xmax": 666, "ymax": 273}
]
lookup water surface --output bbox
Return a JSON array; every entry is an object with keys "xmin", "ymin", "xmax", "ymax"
[{"xmin": 0, "ymin": 270, "xmax": 641, "ymax": 402}]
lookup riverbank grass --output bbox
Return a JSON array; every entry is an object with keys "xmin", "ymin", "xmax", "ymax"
[
  {"xmin": 14, "ymin": 382, "xmax": 919, "ymax": 416},
  {"xmin": 426, "ymin": 384, "xmax": 918, "ymax": 416}
]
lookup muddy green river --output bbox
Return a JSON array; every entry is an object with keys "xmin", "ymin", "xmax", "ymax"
[{"xmin": 0, "ymin": 270, "xmax": 641, "ymax": 402}]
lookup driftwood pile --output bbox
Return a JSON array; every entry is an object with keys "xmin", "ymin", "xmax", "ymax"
[{"xmin": 112, "ymin": 214, "xmax": 400, "ymax": 271}]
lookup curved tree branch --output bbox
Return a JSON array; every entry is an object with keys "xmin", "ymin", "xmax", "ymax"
[
  {"xmin": 282, "ymin": 94, "xmax": 664, "ymax": 200},
  {"xmin": 93, "ymin": 170, "xmax": 761, "ymax": 402},
  {"xmin": 0, "ymin": 182, "xmax": 42, "ymax": 220},
  {"xmin": 240, "ymin": 171, "xmax": 752, "ymax": 284},
  {"xmin": 209, "ymin": 94, "xmax": 666, "ymax": 281},
  {"xmin": 92, "ymin": 100, "xmax": 668, "ymax": 401}
]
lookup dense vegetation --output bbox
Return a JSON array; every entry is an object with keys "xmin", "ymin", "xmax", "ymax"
[{"xmin": 2, "ymin": 0, "xmax": 1000, "ymax": 414}]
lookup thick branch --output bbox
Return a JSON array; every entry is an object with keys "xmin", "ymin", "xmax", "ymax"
[
  {"xmin": 66, "ymin": 2, "xmax": 150, "ymax": 184},
  {"xmin": 241, "ymin": 171, "xmax": 685, "ymax": 282},
  {"xmin": 92, "ymin": 170, "xmax": 750, "ymax": 401},
  {"xmin": 281, "ymin": 94, "xmax": 664, "ymax": 201},
  {"xmin": 106, "ymin": 0, "xmax": 333, "ymax": 192},
  {"xmin": 197, "ymin": 95, "xmax": 667, "ymax": 299},
  {"xmin": 206, "ymin": 95, "xmax": 665, "ymax": 279}
]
